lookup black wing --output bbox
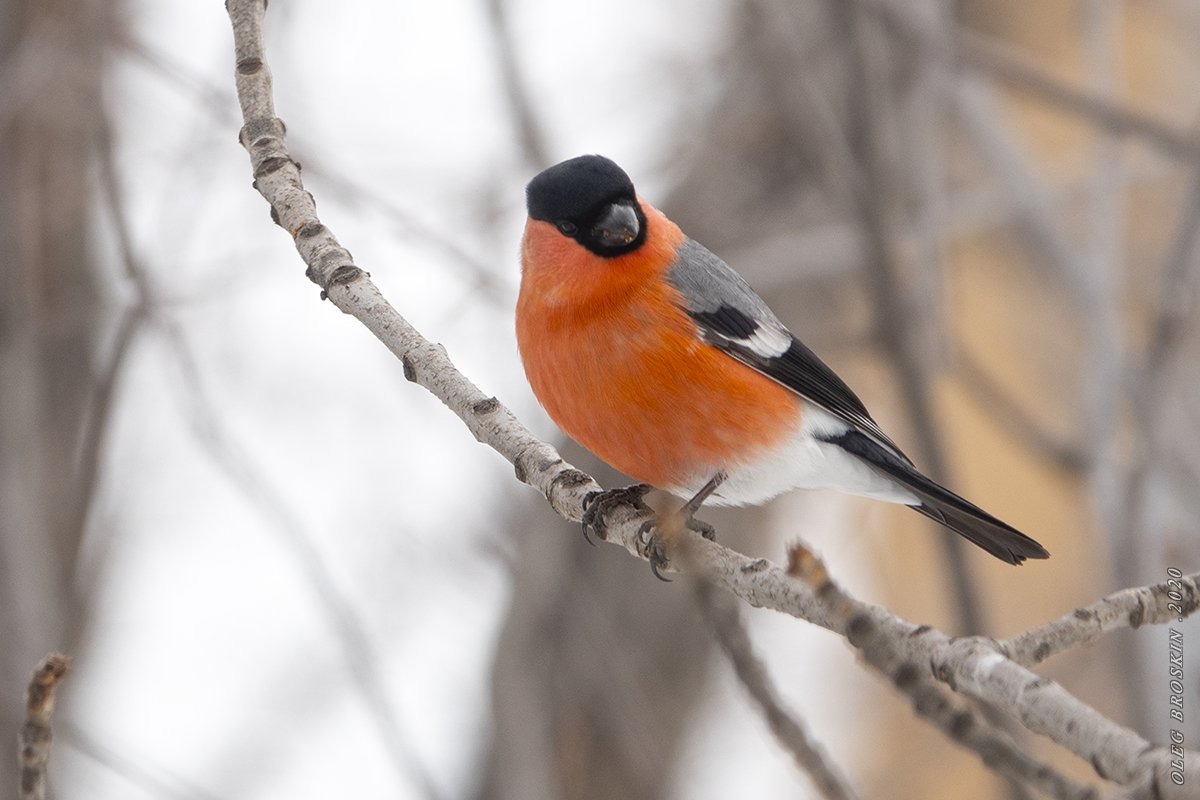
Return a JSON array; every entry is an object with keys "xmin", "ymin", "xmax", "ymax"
[{"xmin": 668, "ymin": 239, "xmax": 908, "ymax": 459}]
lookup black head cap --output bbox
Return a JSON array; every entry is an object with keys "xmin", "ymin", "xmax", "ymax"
[{"xmin": 525, "ymin": 155, "xmax": 647, "ymax": 257}]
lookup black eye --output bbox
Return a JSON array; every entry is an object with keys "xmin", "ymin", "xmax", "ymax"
[{"xmin": 555, "ymin": 220, "xmax": 578, "ymax": 236}]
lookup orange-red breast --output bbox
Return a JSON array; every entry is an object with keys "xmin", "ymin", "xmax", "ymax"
[{"xmin": 516, "ymin": 154, "xmax": 1049, "ymax": 566}]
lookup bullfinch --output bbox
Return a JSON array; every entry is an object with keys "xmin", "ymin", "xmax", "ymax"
[{"xmin": 516, "ymin": 154, "xmax": 1048, "ymax": 575}]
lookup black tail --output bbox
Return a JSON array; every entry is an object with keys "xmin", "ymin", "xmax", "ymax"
[{"xmin": 823, "ymin": 430, "xmax": 1050, "ymax": 565}]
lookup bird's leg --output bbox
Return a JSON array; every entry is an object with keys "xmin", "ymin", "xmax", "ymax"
[
  {"xmin": 640, "ymin": 472, "xmax": 726, "ymax": 581},
  {"xmin": 680, "ymin": 472, "xmax": 724, "ymax": 540},
  {"xmin": 581, "ymin": 483, "xmax": 653, "ymax": 544}
]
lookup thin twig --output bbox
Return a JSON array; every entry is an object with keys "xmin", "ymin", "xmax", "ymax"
[
  {"xmin": 1137, "ymin": 168, "xmax": 1200, "ymax": 393},
  {"xmin": 305, "ymin": 165, "xmax": 510, "ymax": 301},
  {"xmin": 695, "ymin": 579, "xmax": 860, "ymax": 800},
  {"xmin": 1078, "ymin": 0, "xmax": 1143, "ymax": 738},
  {"xmin": 1002, "ymin": 572, "xmax": 1200, "ymax": 668},
  {"xmin": 1116, "ymin": 158, "xmax": 1200, "ymax": 549},
  {"xmin": 1079, "ymin": 0, "xmax": 1126, "ymax": 586},
  {"xmin": 19, "ymin": 653, "xmax": 70, "ymax": 800}
]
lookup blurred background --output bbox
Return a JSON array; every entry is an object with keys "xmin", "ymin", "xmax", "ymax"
[{"xmin": 1, "ymin": 0, "xmax": 1198, "ymax": 798}]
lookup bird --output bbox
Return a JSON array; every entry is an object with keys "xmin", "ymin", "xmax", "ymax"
[{"xmin": 515, "ymin": 154, "xmax": 1049, "ymax": 577}]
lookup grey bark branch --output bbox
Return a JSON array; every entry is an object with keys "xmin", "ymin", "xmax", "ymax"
[
  {"xmin": 225, "ymin": 1, "xmax": 1200, "ymax": 795},
  {"xmin": 786, "ymin": 549, "xmax": 1100, "ymax": 800}
]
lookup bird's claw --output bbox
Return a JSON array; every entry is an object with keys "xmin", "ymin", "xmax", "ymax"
[
  {"xmin": 581, "ymin": 483, "xmax": 652, "ymax": 545},
  {"xmin": 581, "ymin": 483, "xmax": 716, "ymax": 581},
  {"xmin": 636, "ymin": 520, "xmax": 672, "ymax": 581},
  {"xmin": 637, "ymin": 513, "xmax": 716, "ymax": 582}
]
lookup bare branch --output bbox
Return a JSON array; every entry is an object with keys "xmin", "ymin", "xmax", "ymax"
[
  {"xmin": 19, "ymin": 653, "xmax": 70, "ymax": 800},
  {"xmin": 691, "ymin": 544, "xmax": 1199, "ymax": 795},
  {"xmin": 695, "ymin": 580, "xmax": 860, "ymax": 800},
  {"xmin": 1002, "ymin": 572, "xmax": 1200, "ymax": 668},
  {"xmin": 787, "ymin": 549, "xmax": 1100, "ymax": 800}
]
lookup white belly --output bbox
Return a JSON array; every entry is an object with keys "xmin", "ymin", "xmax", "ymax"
[{"xmin": 666, "ymin": 406, "xmax": 918, "ymax": 507}]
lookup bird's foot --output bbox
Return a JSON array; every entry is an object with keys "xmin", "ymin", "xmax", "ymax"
[
  {"xmin": 581, "ymin": 483, "xmax": 652, "ymax": 544},
  {"xmin": 637, "ymin": 507, "xmax": 717, "ymax": 582}
]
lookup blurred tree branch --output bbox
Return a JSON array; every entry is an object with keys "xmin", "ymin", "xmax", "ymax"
[
  {"xmin": 226, "ymin": 1, "xmax": 1200, "ymax": 797},
  {"xmin": 753, "ymin": 0, "xmax": 987, "ymax": 634},
  {"xmin": 484, "ymin": 0, "xmax": 549, "ymax": 169},
  {"xmin": 157, "ymin": 317, "xmax": 445, "ymax": 800},
  {"xmin": 951, "ymin": 350, "xmax": 1087, "ymax": 472},
  {"xmin": 859, "ymin": 0, "xmax": 1200, "ymax": 160},
  {"xmin": 696, "ymin": 579, "xmax": 859, "ymax": 800},
  {"xmin": 0, "ymin": 0, "xmax": 113, "ymax": 793},
  {"xmin": 57, "ymin": 719, "xmax": 226, "ymax": 800},
  {"xmin": 843, "ymin": 0, "xmax": 989, "ymax": 637}
]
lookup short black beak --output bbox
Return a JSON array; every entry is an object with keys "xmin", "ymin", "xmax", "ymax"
[{"xmin": 591, "ymin": 202, "xmax": 640, "ymax": 247}]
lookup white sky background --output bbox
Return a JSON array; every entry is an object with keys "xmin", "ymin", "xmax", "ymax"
[{"xmin": 52, "ymin": 1, "xmax": 886, "ymax": 798}]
